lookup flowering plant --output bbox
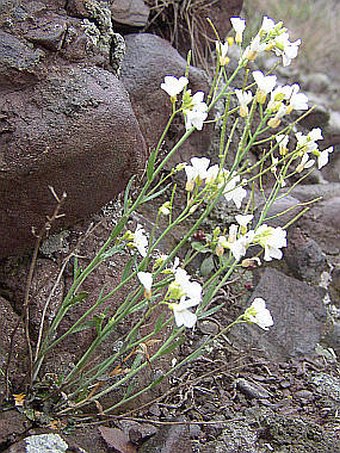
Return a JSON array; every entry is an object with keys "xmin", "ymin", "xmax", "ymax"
[{"xmin": 10, "ymin": 15, "xmax": 332, "ymax": 422}]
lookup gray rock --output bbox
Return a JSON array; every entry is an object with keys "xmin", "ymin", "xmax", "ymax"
[
  {"xmin": 24, "ymin": 15, "xmax": 67, "ymax": 51},
  {"xmin": 236, "ymin": 377, "xmax": 271, "ymax": 399},
  {"xmin": 301, "ymin": 72, "xmax": 331, "ymax": 93},
  {"xmin": 289, "ymin": 182, "xmax": 340, "ymax": 202},
  {"xmin": 324, "ymin": 321, "xmax": 340, "ymax": 356},
  {"xmin": 284, "ymin": 227, "xmax": 328, "ymax": 283},
  {"xmin": 299, "ymin": 101, "xmax": 330, "ymax": 131},
  {"xmin": 230, "ymin": 268, "xmax": 327, "ymax": 360},
  {"xmin": 261, "ymin": 195, "xmax": 303, "ymax": 228},
  {"xmin": 327, "ymin": 110, "xmax": 340, "ymax": 140},
  {"xmin": 111, "ymin": 0, "xmax": 150, "ymax": 27},
  {"xmin": 25, "ymin": 434, "xmax": 68, "ymax": 452},
  {"xmin": 297, "ymin": 196, "xmax": 340, "ymax": 256}
]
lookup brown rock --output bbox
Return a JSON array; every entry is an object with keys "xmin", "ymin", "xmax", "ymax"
[
  {"xmin": 0, "ymin": 66, "xmax": 147, "ymax": 257},
  {"xmin": 139, "ymin": 420, "xmax": 192, "ymax": 453},
  {"xmin": 0, "ymin": 410, "xmax": 30, "ymax": 449},
  {"xmin": 121, "ymin": 33, "xmax": 213, "ymax": 165},
  {"xmin": 111, "ymin": 0, "xmax": 150, "ymax": 27}
]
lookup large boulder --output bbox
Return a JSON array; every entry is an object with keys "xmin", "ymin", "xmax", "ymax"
[
  {"xmin": 0, "ymin": 1, "xmax": 147, "ymax": 257},
  {"xmin": 0, "ymin": 66, "xmax": 146, "ymax": 257},
  {"xmin": 120, "ymin": 33, "xmax": 213, "ymax": 165}
]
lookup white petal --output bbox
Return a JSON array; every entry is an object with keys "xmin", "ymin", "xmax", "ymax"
[{"xmin": 137, "ymin": 272, "xmax": 153, "ymax": 291}]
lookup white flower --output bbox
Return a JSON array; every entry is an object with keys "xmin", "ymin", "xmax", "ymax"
[
  {"xmin": 205, "ymin": 164, "xmax": 220, "ymax": 185},
  {"xmin": 133, "ymin": 224, "xmax": 148, "ymax": 257},
  {"xmin": 159, "ymin": 201, "xmax": 171, "ymax": 216},
  {"xmin": 296, "ymin": 153, "xmax": 314, "ymax": 173},
  {"xmin": 242, "ymin": 35, "xmax": 266, "ymax": 61},
  {"xmin": 253, "ymin": 224, "xmax": 287, "ymax": 261},
  {"xmin": 317, "ymin": 146, "xmax": 333, "ymax": 169},
  {"xmin": 183, "ymin": 91, "xmax": 208, "ymax": 131},
  {"xmin": 230, "ymin": 17, "xmax": 246, "ymax": 44},
  {"xmin": 295, "ymin": 128, "xmax": 323, "ymax": 154},
  {"xmin": 228, "ymin": 223, "xmax": 238, "ymax": 243},
  {"xmin": 137, "ymin": 272, "xmax": 153, "ymax": 298},
  {"xmin": 267, "ymin": 104, "xmax": 287, "ymax": 129},
  {"xmin": 309, "ymin": 128, "xmax": 323, "ymax": 142},
  {"xmin": 169, "ymin": 297, "xmax": 200, "ymax": 328},
  {"xmin": 244, "ymin": 297, "xmax": 274, "ymax": 330},
  {"xmin": 219, "ymin": 226, "xmax": 254, "ymax": 262},
  {"xmin": 184, "ymin": 157, "xmax": 211, "ymax": 191},
  {"xmin": 287, "ymin": 84, "xmax": 308, "ymax": 112},
  {"xmin": 169, "ymin": 268, "xmax": 202, "ymax": 304},
  {"xmin": 235, "ymin": 214, "xmax": 253, "ymax": 228},
  {"xmin": 260, "ymin": 16, "xmax": 276, "ymax": 34},
  {"xmin": 235, "ymin": 89, "xmax": 253, "ymax": 117},
  {"xmin": 253, "ymin": 70, "xmax": 277, "ymax": 104},
  {"xmin": 267, "ymin": 85, "xmax": 291, "ymax": 112},
  {"xmin": 228, "ymin": 234, "xmax": 252, "ymax": 262},
  {"xmin": 223, "ymin": 175, "xmax": 247, "ymax": 209},
  {"xmin": 185, "ymin": 107, "xmax": 208, "ymax": 131},
  {"xmin": 216, "ymin": 40, "xmax": 229, "ymax": 65},
  {"xmin": 276, "ymin": 134, "xmax": 289, "ymax": 156},
  {"xmin": 161, "ymin": 75, "xmax": 188, "ymax": 97},
  {"xmin": 273, "ymin": 32, "xmax": 301, "ymax": 66}
]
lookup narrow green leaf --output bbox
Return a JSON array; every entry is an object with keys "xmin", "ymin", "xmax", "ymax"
[
  {"xmin": 124, "ymin": 175, "xmax": 136, "ymax": 213},
  {"xmin": 121, "ymin": 257, "xmax": 134, "ymax": 282},
  {"xmin": 147, "ymin": 150, "xmax": 157, "ymax": 181},
  {"xmin": 142, "ymin": 183, "xmax": 172, "ymax": 203}
]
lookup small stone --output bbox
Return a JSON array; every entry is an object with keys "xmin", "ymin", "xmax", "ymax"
[
  {"xmin": 25, "ymin": 434, "xmax": 68, "ymax": 452},
  {"xmin": 295, "ymin": 389, "xmax": 314, "ymax": 401},
  {"xmin": 236, "ymin": 378, "xmax": 271, "ymax": 399},
  {"xmin": 284, "ymin": 227, "xmax": 327, "ymax": 283},
  {"xmin": 280, "ymin": 380, "xmax": 292, "ymax": 389},
  {"xmin": 199, "ymin": 320, "xmax": 219, "ymax": 335}
]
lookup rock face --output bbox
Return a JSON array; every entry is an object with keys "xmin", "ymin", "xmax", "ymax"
[
  {"xmin": 231, "ymin": 268, "xmax": 327, "ymax": 360},
  {"xmin": 0, "ymin": 1, "xmax": 147, "ymax": 257},
  {"xmin": 121, "ymin": 33, "xmax": 212, "ymax": 165}
]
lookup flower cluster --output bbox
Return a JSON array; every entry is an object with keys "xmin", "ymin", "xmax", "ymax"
[
  {"xmin": 213, "ymin": 215, "xmax": 287, "ymax": 263},
  {"xmin": 161, "ymin": 75, "xmax": 208, "ymax": 131},
  {"xmin": 166, "ymin": 267, "xmax": 203, "ymax": 328},
  {"xmin": 294, "ymin": 128, "xmax": 333, "ymax": 171},
  {"xmin": 183, "ymin": 157, "xmax": 247, "ymax": 208},
  {"xmin": 237, "ymin": 16, "xmax": 301, "ymax": 67}
]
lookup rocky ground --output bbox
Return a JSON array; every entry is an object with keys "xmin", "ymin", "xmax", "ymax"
[{"xmin": 0, "ymin": 1, "xmax": 340, "ymax": 452}]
